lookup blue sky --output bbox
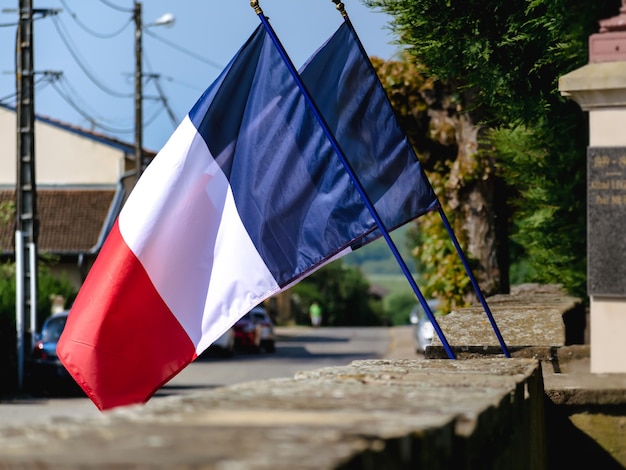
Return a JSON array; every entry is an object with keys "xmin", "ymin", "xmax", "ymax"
[{"xmin": 0, "ymin": 0, "xmax": 402, "ymax": 152}]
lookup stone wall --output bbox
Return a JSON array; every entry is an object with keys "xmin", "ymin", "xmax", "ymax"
[
  {"xmin": 0, "ymin": 284, "xmax": 624, "ymax": 468},
  {"xmin": 0, "ymin": 358, "xmax": 545, "ymax": 469},
  {"xmin": 429, "ymin": 284, "xmax": 626, "ymax": 468}
]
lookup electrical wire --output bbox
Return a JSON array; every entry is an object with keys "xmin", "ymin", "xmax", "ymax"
[
  {"xmin": 158, "ymin": 74, "xmax": 204, "ymax": 93},
  {"xmin": 146, "ymin": 74, "xmax": 178, "ymax": 127},
  {"xmin": 0, "ymin": 73, "xmax": 56, "ymax": 105},
  {"xmin": 59, "ymin": 0, "xmax": 131, "ymax": 39},
  {"xmin": 51, "ymin": 78, "xmax": 132, "ymax": 134},
  {"xmin": 51, "ymin": 15, "xmax": 133, "ymax": 98},
  {"xmin": 142, "ymin": 103, "xmax": 165, "ymax": 128},
  {"xmin": 97, "ymin": 0, "xmax": 134, "ymax": 14},
  {"xmin": 142, "ymin": 53, "xmax": 178, "ymax": 127},
  {"xmin": 55, "ymin": 74, "xmax": 132, "ymax": 127},
  {"xmin": 54, "ymin": 75, "xmax": 134, "ymax": 132},
  {"xmin": 0, "ymin": 9, "xmax": 53, "ymax": 27},
  {"xmin": 51, "ymin": 75, "xmax": 167, "ymax": 136},
  {"xmin": 144, "ymin": 28, "xmax": 223, "ymax": 70}
]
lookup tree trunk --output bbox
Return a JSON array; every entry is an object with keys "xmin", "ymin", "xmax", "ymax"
[{"xmin": 443, "ymin": 113, "xmax": 509, "ymax": 299}]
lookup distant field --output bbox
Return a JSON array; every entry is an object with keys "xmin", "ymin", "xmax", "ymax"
[{"xmin": 366, "ymin": 273, "xmax": 418, "ymax": 302}]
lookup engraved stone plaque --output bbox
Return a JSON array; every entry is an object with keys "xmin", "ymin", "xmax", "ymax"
[{"xmin": 588, "ymin": 147, "xmax": 626, "ymax": 296}]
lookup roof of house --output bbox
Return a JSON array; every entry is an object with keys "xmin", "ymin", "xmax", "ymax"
[
  {"xmin": 0, "ymin": 187, "xmax": 118, "ymax": 255},
  {"xmin": 0, "ymin": 102, "xmax": 157, "ymax": 158}
]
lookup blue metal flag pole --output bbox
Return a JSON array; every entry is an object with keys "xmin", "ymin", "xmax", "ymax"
[
  {"xmin": 437, "ymin": 208, "xmax": 511, "ymax": 357},
  {"xmin": 249, "ymin": 0, "xmax": 456, "ymax": 360},
  {"xmin": 331, "ymin": 0, "xmax": 510, "ymax": 358}
]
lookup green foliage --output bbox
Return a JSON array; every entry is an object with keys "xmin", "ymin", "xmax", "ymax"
[
  {"xmin": 409, "ymin": 210, "xmax": 471, "ymax": 313},
  {"xmin": 366, "ymin": 0, "xmax": 620, "ymax": 297},
  {"xmin": 366, "ymin": 0, "xmax": 616, "ymax": 125},
  {"xmin": 0, "ymin": 200, "xmax": 14, "ymax": 225},
  {"xmin": 0, "ymin": 263, "xmax": 17, "ymax": 395},
  {"xmin": 289, "ymin": 259, "xmax": 384, "ymax": 326},
  {"xmin": 385, "ymin": 291, "xmax": 417, "ymax": 325},
  {"xmin": 343, "ymin": 224, "xmax": 417, "ymax": 274},
  {"xmin": 484, "ymin": 120, "xmax": 587, "ymax": 297},
  {"xmin": 0, "ymin": 262, "xmax": 77, "ymax": 395},
  {"xmin": 369, "ymin": 54, "xmax": 474, "ymax": 314}
]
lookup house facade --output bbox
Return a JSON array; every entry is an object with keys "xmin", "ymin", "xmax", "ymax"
[{"xmin": 0, "ymin": 103, "xmax": 150, "ymax": 288}]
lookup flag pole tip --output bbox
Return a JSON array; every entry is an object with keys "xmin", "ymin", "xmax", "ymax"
[
  {"xmin": 331, "ymin": 0, "xmax": 348, "ymax": 17},
  {"xmin": 250, "ymin": 0, "xmax": 262, "ymax": 14}
]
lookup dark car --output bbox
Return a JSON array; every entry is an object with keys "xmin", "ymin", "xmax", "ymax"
[
  {"xmin": 409, "ymin": 300, "xmax": 439, "ymax": 354},
  {"xmin": 233, "ymin": 311, "xmax": 262, "ymax": 352},
  {"xmin": 25, "ymin": 310, "xmax": 81, "ymax": 395},
  {"xmin": 249, "ymin": 306, "xmax": 276, "ymax": 353}
]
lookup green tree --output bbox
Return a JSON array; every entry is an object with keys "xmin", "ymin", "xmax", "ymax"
[
  {"xmin": 370, "ymin": 54, "xmax": 490, "ymax": 314},
  {"xmin": 0, "ymin": 262, "xmax": 76, "ymax": 395},
  {"xmin": 289, "ymin": 260, "xmax": 384, "ymax": 326},
  {"xmin": 385, "ymin": 291, "xmax": 417, "ymax": 325},
  {"xmin": 366, "ymin": 0, "xmax": 621, "ymax": 299}
]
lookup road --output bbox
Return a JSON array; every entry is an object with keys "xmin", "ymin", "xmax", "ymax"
[{"xmin": 0, "ymin": 326, "xmax": 416, "ymax": 429}]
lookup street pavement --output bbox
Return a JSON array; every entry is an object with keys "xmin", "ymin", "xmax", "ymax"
[{"xmin": 384, "ymin": 325, "xmax": 419, "ymax": 359}]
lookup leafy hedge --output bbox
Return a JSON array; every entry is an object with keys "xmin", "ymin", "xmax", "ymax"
[{"xmin": 0, "ymin": 262, "xmax": 76, "ymax": 395}]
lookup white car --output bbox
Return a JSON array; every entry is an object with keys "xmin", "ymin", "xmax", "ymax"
[
  {"xmin": 203, "ymin": 327, "xmax": 235, "ymax": 358},
  {"xmin": 249, "ymin": 306, "xmax": 276, "ymax": 353},
  {"xmin": 410, "ymin": 300, "xmax": 439, "ymax": 354}
]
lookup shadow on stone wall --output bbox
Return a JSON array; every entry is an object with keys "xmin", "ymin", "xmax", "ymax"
[{"xmin": 544, "ymin": 399, "xmax": 625, "ymax": 469}]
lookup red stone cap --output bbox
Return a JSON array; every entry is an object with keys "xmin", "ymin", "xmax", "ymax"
[
  {"xmin": 599, "ymin": 1, "xmax": 626, "ymax": 33},
  {"xmin": 590, "ymin": 1, "xmax": 626, "ymax": 63}
]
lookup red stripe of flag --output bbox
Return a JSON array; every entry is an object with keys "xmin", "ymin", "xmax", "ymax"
[{"xmin": 58, "ymin": 221, "xmax": 196, "ymax": 410}]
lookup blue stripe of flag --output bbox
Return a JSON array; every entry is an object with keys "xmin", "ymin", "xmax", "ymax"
[
  {"xmin": 189, "ymin": 26, "xmax": 375, "ymax": 286},
  {"xmin": 300, "ymin": 22, "xmax": 439, "ymax": 244}
]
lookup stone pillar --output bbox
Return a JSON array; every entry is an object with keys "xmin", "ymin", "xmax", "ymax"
[{"xmin": 559, "ymin": 1, "xmax": 626, "ymax": 373}]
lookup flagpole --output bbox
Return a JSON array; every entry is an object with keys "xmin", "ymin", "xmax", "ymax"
[
  {"xmin": 250, "ymin": 0, "xmax": 456, "ymax": 360},
  {"xmin": 329, "ymin": 1, "xmax": 511, "ymax": 359},
  {"xmin": 437, "ymin": 209, "xmax": 511, "ymax": 357}
]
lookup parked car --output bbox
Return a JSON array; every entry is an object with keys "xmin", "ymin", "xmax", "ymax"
[
  {"xmin": 233, "ymin": 311, "xmax": 262, "ymax": 352},
  {"xmin": 25, "ymin": 310, "xmax": 82, "ymax": 395},
  {"xmin": 202, "ymin": 327, "xmax": 235, "ymax": 358},
  {"xmin": 409, "ymin": 300, "xmax": 439, "ymax": 354},
  {"xmin": 249, "ymin": 306, "xmax": 276, "ymax": 353}
]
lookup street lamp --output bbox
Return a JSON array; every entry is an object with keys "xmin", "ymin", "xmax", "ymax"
[{"xmin": 134, "ymin": 2, "xmax": 175, "ymax": 184}]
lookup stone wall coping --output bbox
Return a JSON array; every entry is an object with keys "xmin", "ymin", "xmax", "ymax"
[{"xmin": 0, "ymin": 358, "xmax": 544, "ymax": 469}]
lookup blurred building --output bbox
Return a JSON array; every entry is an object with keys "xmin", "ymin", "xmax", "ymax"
[{"xmin": 0, "ymin": 103, "xmax": 154, "ymax": 287}]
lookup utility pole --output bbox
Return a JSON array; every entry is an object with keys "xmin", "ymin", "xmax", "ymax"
[
  {"xmin": 15, "ymin": 0, "xmax": 38, "ymax": 390},
  {"xmin": 134, "ymin": 5, "xmax": 175, "ymax": 182},
  {"xmin": 134, "ymin": 1, "xmax": 143, "ymax": 184}
]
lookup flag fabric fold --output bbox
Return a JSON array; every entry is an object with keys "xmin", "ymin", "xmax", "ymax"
[
  {"xmin": 58, "ymin": 22, "xmax": 438, "ymax": 411},
  {"xmin": 299, "ymin": 22, "xmax": 439, "ymax": 245}
]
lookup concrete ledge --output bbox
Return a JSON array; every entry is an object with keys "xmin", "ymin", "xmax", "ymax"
[
  {"xmin": 427, "ymin": 284, "xmax": 585, "ymax": 361},
  {"xmin": 0, "ymin": 358, "xmax": 543, "ymax": 469},
  {"xmin": 1, "ymin": 285, "xmax": 623, "ymax": 468},
  {"xmin": 426, "ymin": 284, "xmax": 626, "ymax": 467}
]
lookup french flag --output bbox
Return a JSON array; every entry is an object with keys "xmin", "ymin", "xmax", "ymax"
[
  {"xmin": 299, "ymin": 21, "xmax": 438, "ymax": 242},
  {"xmin": 58, "ymin": 22, "xmax": 437, "ymax": 411}
]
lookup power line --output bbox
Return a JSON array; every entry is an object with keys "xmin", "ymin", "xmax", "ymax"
[
  {"xmin": 51, "ymin": 78, "xmax": 133, "ymax": 134},
  {"xmin": 97, "ymin": 0, "xmax": 133, "ymax": 13},
  {"xmin": 155, "ymin": 74, "xmax": 205, "ymax": 94},
  {"xmin": 55, "ymin": 74, "xmax": 132, "ymax": 126},
  {"xmin": 59, "ymin": 0, "xmax": 131, "ymax": 39},
  {"xmin": 51, "ymin": 14, "xmax": 133, "ymax": 98},
  {"xmin": 144, "ymin": 28, "xmax": 223, "ymax": 70},
  {"xmin": 0, "ymin": 8, "xmax": 58, "ymax": 27},
  {"xmin": 51, "ymin": 74, "xmax": 166, "ymax": 136},
  {"xmin": 0, "ymin": 72, "xmax": 58, "ymax": 107},
  {"xmin": 146, "ymin": 74, "xmax": 178, "ymax": 127},
  {"xmin": 143, "ymin": 102, "xmax": 165, "ymax": 128},
  {"xmin": 142, "ymin": 53, "xmax": 178, "ymax": 128}
]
